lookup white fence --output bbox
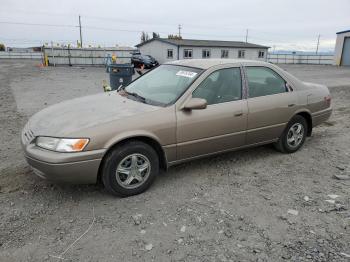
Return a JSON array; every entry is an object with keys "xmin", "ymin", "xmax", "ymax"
[
  {"xmin": 0, "ymin": 47, "xmax": 135, "ymax": 66},
  {"xmin": 268, "ymin": 53, "xmax": 334, "ymax": 65},
  {"xmin": 0, "ymin": 51, "xmax": 42, "ymax": 59},
  {"xmin": 43, "ymin": 47, "xmax": 135, "ymax": 66},
  {"xmin": 1, "ymin": 49, "xmax": 335, "ymax": 66}
]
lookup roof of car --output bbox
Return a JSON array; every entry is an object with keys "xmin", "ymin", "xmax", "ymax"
[{"xmin": 165, "ymin": 59, "xmax": 269, "ymax": 69}]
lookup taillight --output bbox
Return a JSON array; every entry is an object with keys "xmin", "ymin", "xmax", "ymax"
[{"xmin": 324, "ymin": 95, "xmax": 331, "ymax": 107}]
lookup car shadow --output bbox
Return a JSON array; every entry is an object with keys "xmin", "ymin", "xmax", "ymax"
[
  {"xmin": 159, "ymin": 144, "xmax": 278, "ymax": 180},
  {"xmin": 13, "ymin": 143, "xmax": 281, "ymax": 200}
]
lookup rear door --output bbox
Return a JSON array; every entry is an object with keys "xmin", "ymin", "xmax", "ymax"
[
  {"xmin": 176, "ymin": 66, "xmax": 248, "ymax": 160},
  {"xmin": 244, "ymin": 66, "xmax": 297, "ymax": 145}
]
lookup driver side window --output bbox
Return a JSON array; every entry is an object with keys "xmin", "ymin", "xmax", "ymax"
[{"xmin": 192, "ymin": 67, "xmax": 242, "ymax": 105}]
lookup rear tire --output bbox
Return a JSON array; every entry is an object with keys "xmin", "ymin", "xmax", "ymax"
[
  {"xmin": 102, "ymin": 141, "xmax": 159, "ymax": 197},
  {"xmin": 274, "ymin": 115, "xmax": 308, "ymax": 153}
]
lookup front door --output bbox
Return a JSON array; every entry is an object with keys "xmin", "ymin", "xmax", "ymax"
[{"xmin": 176, "ymin": 67, "xmax": 248, "ymax": 160}]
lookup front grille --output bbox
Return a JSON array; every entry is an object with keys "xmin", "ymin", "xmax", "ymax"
[{"xmin": 22, "ymin": 123, "xmax": 35, "ymax": 144}]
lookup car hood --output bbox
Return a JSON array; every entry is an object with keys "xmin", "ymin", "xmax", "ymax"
[{"xmin": 28, "ymin": 91, "xmax": 160, "ymax": 137}]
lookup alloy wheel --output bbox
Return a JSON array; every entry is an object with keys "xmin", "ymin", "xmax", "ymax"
[
  {"xmin": 287, "ymin": 123, "xmax": 304, "ymax": 148},
  {"xmin": 115, "ymin": 153, "xmax": 151, "ymax": 189}
]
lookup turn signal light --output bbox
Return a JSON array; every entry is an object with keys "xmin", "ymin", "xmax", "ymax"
[{"xmin": 71, "ymin": 139, "xmax": 90, "ymax": 151}]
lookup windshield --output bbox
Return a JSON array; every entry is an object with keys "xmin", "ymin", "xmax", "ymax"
[{"xmin": 124, "ymin": 65, "xmax": 202, "ymax": 106}]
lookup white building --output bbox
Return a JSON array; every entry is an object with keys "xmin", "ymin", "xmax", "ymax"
[
  {"xmin": 136, "ymin": 38, "xmax": 269, "ymax": 64},
  {"xmin": 334, "ymin": 29, "xmax": 350, "ymax": 66}
]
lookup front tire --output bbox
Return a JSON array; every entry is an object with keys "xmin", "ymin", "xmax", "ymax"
[
  {"xmin": 102, "ymin": 141, "xmax": 159, "ymax": 197},
  {"xmin": 274, "ymin": 115, "xmax": 308, "ymax": 153}
]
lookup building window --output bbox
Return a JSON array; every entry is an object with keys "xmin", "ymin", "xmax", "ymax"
[
  {"xmin": 202, "ymin": 49, "xmax": 210, "ymax": 58},
  {"xmin": 167, "ymin": 49, "xmax": 173, "ymax": 58},
  {"xmin": 238, "ymin": 50, "xmax": 245, "ymax": 58},
  {"xmin": 184, "ymin": 49, "xmax": 193, "ymax": 59},
  {"xmin": 258, "ymin": 50, "xmax": 265, "ymax": 58},
  {"xmin": 221, "ymin": 50, "xmax": 229, "ymax": 58}
]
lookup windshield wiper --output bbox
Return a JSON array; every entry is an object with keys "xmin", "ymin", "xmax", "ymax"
[{"xmin": 125, "ymin": 91, "xmax": 147, "ymax": 103}]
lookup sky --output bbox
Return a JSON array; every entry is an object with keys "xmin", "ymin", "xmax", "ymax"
[{"xmin": 0, "ymin": 0, "xmax": 349, "ymax": 52}]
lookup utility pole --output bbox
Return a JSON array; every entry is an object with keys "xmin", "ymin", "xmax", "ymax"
[
  {"xmin": 178, "ymin": 24, "xmax": 182, "ymax": 37},
  {"xmin": 245, "ymin": 29, "xmax": 249, "ymax": 43},
  {"xmin": 79, "ymin": 15, "xmax": 83, "ymax": 48},
  {"xmin": 316, "ymin": 34, "xmax": 320, "ymax": 55}
]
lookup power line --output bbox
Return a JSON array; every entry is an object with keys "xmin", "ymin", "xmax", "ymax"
[
  {"xmin": 0, "ymin": 20, "xmax": 332, "ymax": 42},
  {"xmin": 75, "ymin": 24, "xmax": 244, "ymax": 39},
  {"xmin": 0, "ymin": 8, "xmax": 78, "ymax": 17},
  {"xmin": 0, "ymin": 9, "xmax": 242, "ymax": 32},
  {"xmin": 0, "ymin": 21, "xmax": 76, "ymax": 28},
  {"xmin": 0, "ymin": 8, "xmax": 337, "ymax": 41},
  {"xmin": 0, "ymin": 20, "xmax": 292, "ymax": 44},
  {"xmin": 1, "ymin": 10, "xmax": 315, "ymax": 40},
  {"xmin": 0, "ymin": 19, "xmax": 334, "ymax": 51}
]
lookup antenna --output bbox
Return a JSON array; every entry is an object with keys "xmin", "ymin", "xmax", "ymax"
[{"xmin": 178, "ymin": 24, "xmax": 182, "ymax": 37}]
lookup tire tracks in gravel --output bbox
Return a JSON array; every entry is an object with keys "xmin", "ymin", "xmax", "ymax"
[{"xmin": 0, "ymin": 62, "xmax": 30, "ymax": 193}]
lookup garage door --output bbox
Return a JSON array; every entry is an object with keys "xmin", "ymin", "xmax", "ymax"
[{"xmin": 341, "ymin": 37, "xmax": 350, "ymax": 66}]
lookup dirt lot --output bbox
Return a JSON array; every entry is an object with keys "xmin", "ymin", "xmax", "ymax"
[{"xmin": 0, "ymin": 60, "xmax": 349, "ymax": 262}]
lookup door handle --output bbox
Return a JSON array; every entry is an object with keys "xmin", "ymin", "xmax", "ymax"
[
  {"xmin": 234, "ymin": 112, "xmax": 243, "ymax": 117},
  {"xmin": 288, "ymin": 103, "xmax": 295, "ymax": 107}
]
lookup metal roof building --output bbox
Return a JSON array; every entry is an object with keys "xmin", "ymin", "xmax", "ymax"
[
  {"xmin": 334, "ymin": 29, "xmax": 350, "ymax": 66},
  {"xmin": 135, "ymin": 38, "xmax": 269, "ymax": 64}
]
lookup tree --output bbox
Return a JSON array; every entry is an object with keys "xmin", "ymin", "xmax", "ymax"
[
  {"xmin": 152, "ymin": 32, "xmax": 160, "ymax": 39},
  {"xmin": 140, "ymin": 31, "xmax": 150, "ymax": 43},
  {"xmin": 0, "ymin": 43, "xmax": 5, "ymax": 51},
  {"xmin": 168, "ymin": 34, "xmax": 182, "ymax": 40}
]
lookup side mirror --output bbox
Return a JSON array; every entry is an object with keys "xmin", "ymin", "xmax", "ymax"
[{"xmin": 183, "ymin": 98, "xmax": 207, "ymax": 110}]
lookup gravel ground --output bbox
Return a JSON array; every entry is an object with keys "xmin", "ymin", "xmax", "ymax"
[{"xmin": 0, "ymin": 60, "xmax": 349, "ymax": 262}]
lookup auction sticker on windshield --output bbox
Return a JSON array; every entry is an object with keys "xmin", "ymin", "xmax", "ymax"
[{"xmin": 176, "ymin": 70, "xmax": 198, "ymax": 78}]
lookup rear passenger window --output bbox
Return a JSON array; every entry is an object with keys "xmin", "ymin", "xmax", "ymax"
[
  {"xmin": 192, "ymin": 68, "xmax": 242, "ymax": 105},
  {"xmin": 246, "ymin": 67, "xmax": 287, "ymax": 98}
]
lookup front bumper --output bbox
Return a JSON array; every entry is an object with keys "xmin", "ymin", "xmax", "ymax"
[
  {"xmin": 25, "ymin": 155, "xmax": 102, "ymax": 183},
  {"xmin": 22, "ymin": 136, "xmax": 106, "ymax": 184}
]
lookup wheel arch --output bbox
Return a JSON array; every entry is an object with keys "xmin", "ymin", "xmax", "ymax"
[
  {"xmin": 293, "ymin": 110, "xmax": 313, "ymax": 136},
  {"xmin": 97, "ymin": 134, "xmax": 168, "ymax": 184}
]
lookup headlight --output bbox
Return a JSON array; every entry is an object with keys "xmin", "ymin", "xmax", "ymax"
[{"xmin": 36, "ymin": 137, "xmax": 89, "ymax": 152}]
